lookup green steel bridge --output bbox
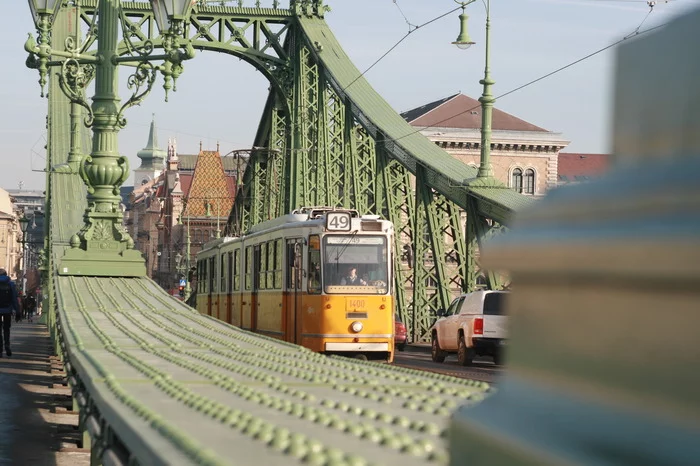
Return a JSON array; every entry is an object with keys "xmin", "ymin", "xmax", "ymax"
[
  {"xmin": 30, "ymin": 1, "xmax": 527, "ymax": 464},
  {"xmin": 25, "ymin": 0, "xmax": 700, "ymax": 464}
]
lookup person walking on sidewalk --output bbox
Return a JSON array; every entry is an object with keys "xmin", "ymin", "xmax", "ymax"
[
  {"xmin": 0, "ymin": 268, "xmax": 20, "ymax": 357},
  {"xmin": 25, "ymin": 293, "xmax": 36, "ymax": 323}
]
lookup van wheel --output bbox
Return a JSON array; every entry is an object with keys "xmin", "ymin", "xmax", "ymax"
[
  {"xmin": 457, "ymin": 335, "xmax": 475, "ymax": 366},
  {"xmin": 431, "ymin": 334, "xmax": 447, "ymax": 363}
]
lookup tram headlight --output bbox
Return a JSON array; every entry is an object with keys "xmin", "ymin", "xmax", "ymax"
[{"xmin": 351, "ymin": 321, "xmax": 363, "ymax": 333}]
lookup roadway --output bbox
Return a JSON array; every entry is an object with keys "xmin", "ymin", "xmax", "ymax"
[{"xmin": 394, "ymin": 347, "xmax": 503, "ymax": 384}]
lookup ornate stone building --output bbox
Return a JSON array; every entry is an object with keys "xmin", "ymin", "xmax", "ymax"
[
  {"xmin": 126, "ymin": 125, "xmax": 241, "ymax": 294},
  {"xmin": 402, "ymin": 93, "xmax": 571, "ymax": 196}
]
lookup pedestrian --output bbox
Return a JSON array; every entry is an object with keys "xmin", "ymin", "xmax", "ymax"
[
  {"xmin": 25, "ymin": 293, "xmax": 36, "ymax": 323},
  {"xmin": 0, "ymin": 268, "xmax": 19, "ymax": 357}
]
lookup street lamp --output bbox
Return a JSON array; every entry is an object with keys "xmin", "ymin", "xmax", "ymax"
[
  {"xmin": 176, "ymin": 214, "xmax": 191, "ymax": 302},
  {"xmin": 24, "ymin": 0, "xmax": 196, "ymax": 278},
  {"xmin": 18, "ymin": 215, "xmax": 30, "ymax": 294},
  {"xmin": 454, "ymin": 0, "xmax": 494, "ymax": 180}
]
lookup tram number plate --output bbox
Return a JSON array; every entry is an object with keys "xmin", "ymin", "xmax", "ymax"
[
  {"xmin": 348, "ymin": 299, "xmax": 366, "ymax": 310},
  {"xmin": 326, "ymin": 212, "xmax": 352, "ymax": 231}
]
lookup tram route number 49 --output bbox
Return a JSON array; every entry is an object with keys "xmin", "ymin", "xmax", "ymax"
[{"xmin": 326, "ymin": 212, "xmax": 351, "ymax": 231}]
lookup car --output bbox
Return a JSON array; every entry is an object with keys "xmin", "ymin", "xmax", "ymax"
[
  {"xmin": 394, "ymin": 314, "xmax": 407, "ymax": 351},
  {"xmin": 430, "ymin": 290, "xmax": 508, "ymax": 365}
]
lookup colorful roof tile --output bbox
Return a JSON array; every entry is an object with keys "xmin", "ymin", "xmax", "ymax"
[{"xmin": 183, "ymin": 150, "xmax": 235, "ymax": 218}]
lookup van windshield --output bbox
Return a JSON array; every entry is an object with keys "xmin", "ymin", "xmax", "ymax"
[{"xmin": 483, "ymin": 293, "xmax": 506, "ymax": 315}]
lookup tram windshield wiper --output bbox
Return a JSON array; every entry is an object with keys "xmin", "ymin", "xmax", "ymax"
[{"xmin": 335, "ymin": 230, "xmax": 359, "ymax": 262}]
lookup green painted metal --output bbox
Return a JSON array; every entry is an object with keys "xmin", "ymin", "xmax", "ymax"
[
  {"xmin": 55, "ymin": 275, "xmax": 489, "ymax": 465},
  {"xmin": 36, "ymin": 0, "xmax": 531, "ymax": 341},
  {"xmin": 32, "ymin": 1, "xmax": 543, "ymax": 463},
  {"xmin": 223, "ymin": 12, "xmax": 531, "ymax": 339}
]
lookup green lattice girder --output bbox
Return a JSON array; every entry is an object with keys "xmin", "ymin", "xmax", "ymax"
[{"xmin": 67, "ymin": 2, "xmax": 528, "ymax": 341}]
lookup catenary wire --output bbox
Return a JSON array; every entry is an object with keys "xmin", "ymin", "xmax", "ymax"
[
  {"xmin": 391, "ymin": 22, "xmax": 668, "ymax": 143},
  {"xmin": 341, "ymin": 5, "xmax": 463, "ymax": 93}
]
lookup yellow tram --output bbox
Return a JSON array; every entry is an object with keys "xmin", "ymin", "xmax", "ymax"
[{"xmin": 195, "ymin": 207, "xmax": 395, "ymax": 362}]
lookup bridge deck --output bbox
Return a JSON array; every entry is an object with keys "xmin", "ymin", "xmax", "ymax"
[{"xmin": 57, "ymin": 276, "xmax": 487, "ymax": 465}]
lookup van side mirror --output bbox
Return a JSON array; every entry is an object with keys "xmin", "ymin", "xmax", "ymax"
[{"xmin": 436, "ymin": 309, "xmax": 446, "ymax": 318}]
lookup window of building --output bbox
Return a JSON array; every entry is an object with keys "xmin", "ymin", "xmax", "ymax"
[
  {"xmin": 524, "ymin": 169, "xmax": 535, "ymax": 195},
  {"xmin": 512, "ymin": 168, "xmax": 523, "ymax": 193}
]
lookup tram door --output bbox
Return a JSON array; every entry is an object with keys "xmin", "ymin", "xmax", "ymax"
[
  {"xmin": 251, "ymin": 245, "xmax": 261, "ymax": 331},
  {"xmin": 286, "ymin": 239, "xmax": 304, "ymax": 344}
]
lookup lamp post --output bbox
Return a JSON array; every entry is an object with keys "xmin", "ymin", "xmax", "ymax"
[
  {"xmin": 454, "ymin": 0, "xmax": 495, "ymax": 180},
  {"xmin": 18, "ymin": 215, "xmax": 30, "ymax": 295},
  {"xmin": 176, "ymin": 213, "xmax": 191, "ymax": 302},
  {"xmin": 25, "ymin": 0, "xmax": 196, "ymax": 277}
]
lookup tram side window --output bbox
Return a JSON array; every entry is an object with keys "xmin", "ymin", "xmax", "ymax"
[
  {"xmin": 221, "ymin": 253, "xmax": 227, "ymax": 293},
  {"xmin": 209, "ymin": 257, "xmax": 216, "ymax": 293},
  {"xmin": 259, "ymin": 242, "xmax": 267, "ymax": 290},
  {"xmin": 245, "ymin": 246, "xmax": 252, "ymax": 290},
  {"xmin": 233, "ymin": 249, "xmax": 240, "ymax": 291},
  {"xmin": 227, "ymin": 251, "xmax": 233, "ymax": 293},
  {"xmin": 308, "ymin": 235, "xmax": 321, "ymax": 294},
  {"xmin": 274, "ymin": 239, "xmax": 283, "ymax": 289},
  {"xmin": 286, "ymin": 241, "xmax": 296, "ymax": 289},
  {"xmin": 267, "ymin": 241, "xmax": 276, "ymax": 290},
  {"xmin": 202, "ymin": 259, "xmax": 208, "ymax": 294},
  {"xmin": 196, "ymin": 261, "xmax": 201, "ymax": 293}
]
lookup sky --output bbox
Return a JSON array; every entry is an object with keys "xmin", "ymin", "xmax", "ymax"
[{"xmin": 0, "ymin": 0, "xmax": 698, "ymax": 191}]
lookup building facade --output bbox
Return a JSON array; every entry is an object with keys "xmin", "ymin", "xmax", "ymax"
[
  {"xmin": 126, "ymin": 121, "xmax": 240, "ymax": 294},
  {"xmin": 403, "ymin": 93, "xmax": 571, "ymax": 196},
  {"xmin": 0, "ymin": 188, "xmax": 20, "ymax": 280}
]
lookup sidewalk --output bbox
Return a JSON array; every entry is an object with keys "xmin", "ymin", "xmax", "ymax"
[{"xmin": 0, "ymin": 321, "xmax": 89, "ymax": 466}]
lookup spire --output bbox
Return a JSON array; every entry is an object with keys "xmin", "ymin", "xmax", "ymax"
[{"xmin": 137, "ymin": 114, "xmax": 167, "ymax": 169}]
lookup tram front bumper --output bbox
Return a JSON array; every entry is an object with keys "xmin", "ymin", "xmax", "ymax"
[{"xmin": 325, "ymin": 342, "xmax": 390, "ymax": 352}]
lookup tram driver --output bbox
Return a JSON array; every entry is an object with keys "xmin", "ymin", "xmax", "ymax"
[{"xmin": 340, "ymin": 266, "xmax": 367, "ymax": 286}]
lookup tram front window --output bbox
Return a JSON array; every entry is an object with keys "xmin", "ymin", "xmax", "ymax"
[{"xmin": 323, "ymin": 236, "xmax": 389, "ymax": 294}]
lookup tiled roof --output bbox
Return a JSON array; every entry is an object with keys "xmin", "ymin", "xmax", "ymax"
[
  {"xmin": 401, "ymin": 93, "xmax": 548, "ymax": 132},
  {"xmin": 183, "ymin": 150, "xmax": 235, "ymax": 218},
  {"xmin": 180, "ymin": 174, "xmax": 193, "ymax": 196},
  {"xmin": 179, "ymin": 154, "xmax": 247, "ymax": 174},
  {"xmin": 558, "ymin": 153, "xmax": 610, "ymax": 182}
]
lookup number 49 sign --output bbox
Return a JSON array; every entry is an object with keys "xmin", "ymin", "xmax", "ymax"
[{"xmin": 326, "ymin": 212, "xmax": 351, "ymax": 231}]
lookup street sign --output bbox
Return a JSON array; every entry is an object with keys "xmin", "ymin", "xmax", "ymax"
[{"xmin": 179, "ymin": 279, "xmax": 186, "ymax": 287}]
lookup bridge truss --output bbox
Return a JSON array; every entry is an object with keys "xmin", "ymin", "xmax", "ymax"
[{"xmin": 61, "ymin": 1, "xmax": 530, "ymax": 341}]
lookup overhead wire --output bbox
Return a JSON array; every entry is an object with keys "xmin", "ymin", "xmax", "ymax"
[
  {"xmin": 341, "ymin": 4, "xmax": 463, "ymax": 93},
  {"xmin": 391, "ymin": 20, "xmax": 668, "ymax": 143},
  {"xmin": 392, "ymin": 0, "xmax": 419, "ymax": 32}
]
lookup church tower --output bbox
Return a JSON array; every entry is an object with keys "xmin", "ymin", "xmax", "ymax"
[{"xmin": 134, "ymin": 115, "xmax": 166, "ymax": 187}]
